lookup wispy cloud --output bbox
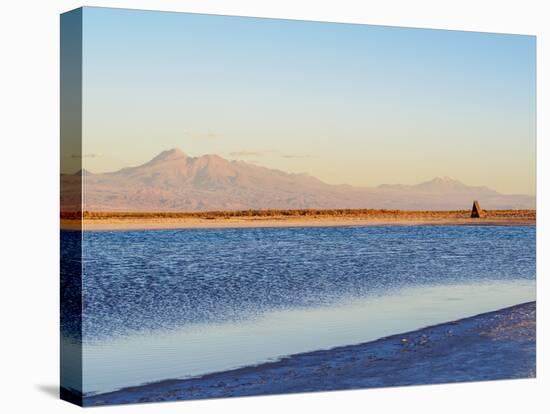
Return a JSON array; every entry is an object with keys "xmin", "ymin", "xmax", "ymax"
[
  {"xmin": 229, "ymin": 150, "xmax": 269, "ymax": 157},
  {"xmin": 281, "ymin": 154, "xmax": 312, "ymax": 159},
  {"xmin": 228, "ymin": 150, "xmax": 312, "ymax": 159}
]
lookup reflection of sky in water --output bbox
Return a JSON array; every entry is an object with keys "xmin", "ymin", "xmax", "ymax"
[
  {"xmin": 61, "ymin": 225, "xmax": 536, "ymax": 394},
  {"xmin": 82, "ymin": 280, "xmax": 535, "ymax": 395}
]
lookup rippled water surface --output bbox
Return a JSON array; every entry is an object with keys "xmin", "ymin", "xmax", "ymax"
[{"xmin": 63, "ymin": 225, "xmax": 535, "ymax": 394}]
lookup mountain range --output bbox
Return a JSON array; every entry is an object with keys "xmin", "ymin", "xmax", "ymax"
[{"xmin": 61, "ymin": 148, "xmax": 535, "ymax": 211}]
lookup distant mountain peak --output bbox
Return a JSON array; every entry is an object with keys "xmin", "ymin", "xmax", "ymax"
[
  {"xmin": 429, "ymin": 176, "xmax": 458, "ymax": 183},
  {"xmin": 150, "ymin": 148, "xmax": 188, "ymax": 162},
  {"xmin": 72, "ymin": 150, "xmax": 534, "ymax": 211},
  {"xmin": 74, "ymin": 168, "xmax": 92, "ymax": 176},
  {"xmin": 377, "ymin": 176, "xmax": 462, "ymax": 189}
]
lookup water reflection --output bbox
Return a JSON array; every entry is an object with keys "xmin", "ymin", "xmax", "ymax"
[{"xmin": 83, "ymin": 279, "xmax": 535, "ymax": 395}]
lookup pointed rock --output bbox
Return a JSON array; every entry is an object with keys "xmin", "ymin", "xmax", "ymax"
[{"xmin": 471, "ymin": 200, "xmax": 483, "ymax": 218}]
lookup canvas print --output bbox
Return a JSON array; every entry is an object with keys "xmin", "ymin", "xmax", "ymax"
[{"xmin": 60, "ymin": 7, "xmax": 536, "ymax": 407}]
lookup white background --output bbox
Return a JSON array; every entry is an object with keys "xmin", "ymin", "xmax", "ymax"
[{"xmin": 0, "ymin": 0, "xmax": 548, "ymax": 412}]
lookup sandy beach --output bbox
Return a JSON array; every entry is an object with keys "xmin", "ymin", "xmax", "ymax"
[
  {"xmin": 81, "ymin": 301, "xmax": 535, "ymax": 406},
  {"xmin": 61, "ymin": 209, "xmax": 536, "ymax": 231}
]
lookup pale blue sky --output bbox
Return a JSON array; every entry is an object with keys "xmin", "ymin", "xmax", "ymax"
[{"xmin": 81, "ymin": 7, "xmax": 536, "ymax": 194}]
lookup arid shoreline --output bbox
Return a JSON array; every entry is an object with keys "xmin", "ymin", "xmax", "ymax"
[
  {"xmin": 82, "ymin": 301, "xmax": 536, "ymax": 406},
  {"xmin": 60, "ymin": 209, "xmax": 536, "ymax": 231}
]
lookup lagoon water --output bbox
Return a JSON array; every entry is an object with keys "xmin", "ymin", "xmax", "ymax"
[{"xmin": 65, "ymin": 225, "xmax": 535, "ymax": 395}]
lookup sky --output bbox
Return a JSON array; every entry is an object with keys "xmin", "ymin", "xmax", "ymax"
[{"xmin": 78, "ymin": 7, "xmax": 535, "ymax": 195}]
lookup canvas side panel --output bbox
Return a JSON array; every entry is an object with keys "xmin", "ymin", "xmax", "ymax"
[{"xmin": 60, "ymin": 8, "xmax": 83, "ymax": 407}]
